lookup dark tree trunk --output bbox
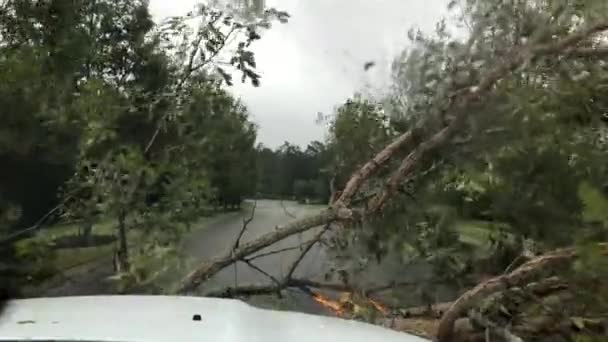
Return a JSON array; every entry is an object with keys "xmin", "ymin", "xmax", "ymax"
[
  {"xmin": 114, "ymin": 211, "xmax": 130, "ymax": 273},
  {"xmin": 81, "ymin": 220, "xmax": 93, "ymax": 246}
]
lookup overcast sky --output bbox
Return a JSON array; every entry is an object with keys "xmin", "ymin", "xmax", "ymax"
[{"xmin": 149, "ymin": 0, "xmax": 447, "ymax": 148}]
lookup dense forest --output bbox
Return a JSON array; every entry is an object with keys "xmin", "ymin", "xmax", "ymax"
[
  {"xmin": 2, "ymin": 0, "xmax": 608, "ymax": 341},
  {"xmin": 255, "ymin": 141, "xmax": 331, "ymax": 203}
]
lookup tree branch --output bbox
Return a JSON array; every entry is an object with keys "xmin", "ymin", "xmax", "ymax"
[
  {"xmin": 232, "ymin": 200, "xmax": 257, "ymax": 250},
  {"xmin": 437, "ymin": 244, "xmax": 608, "ymax": 341},
  {"xmin": 241, "ymin": 259, "xmax": 282, "ymax": 287},
  {"xmin": 280, "ymin": 199, "xmax": 297, "ymax": 219},
  {"xmin": 245, "ymin": 242, "xmax": 315, "ymax": 262},
  {"xmin": 284, "ymin": 224, "xmax": 329, "ymax": 280},
  {"xmin": 178, "ymin": 21, "xmax": 608, "ymax": 298},
  {"xmin": 368, "ymin": 22, "xmax": 608, "ymax": 213},
  {"xmin": 204, "ymin": 277, "xmax": 416, "ymax": 299},
  {"xmin": 175, "ymin": 209, "xmax": 339, "ymax": 293},
  {"xmin": 335, "ymin": 128, "xmax": 421, "ymax": 207}
]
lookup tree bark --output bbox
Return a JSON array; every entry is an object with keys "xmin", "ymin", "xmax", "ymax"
[{"xmin": 115, "ymin": 211, "xmax": 130, "ymax": 273}]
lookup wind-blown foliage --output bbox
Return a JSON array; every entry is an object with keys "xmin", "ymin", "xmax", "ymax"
[{"xmin": 0, "ymin": 0, "xmax": 286, "ymax": 291}]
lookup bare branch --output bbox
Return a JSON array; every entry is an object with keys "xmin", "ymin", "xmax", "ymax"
[
  {"xmin": 0, "ymin": 203, "xmax": 63, "ymax": 245},
  {"xmin": 145, "ymin": 20, "xmax": 237, "ymax": 155},
  {"xmin": 335, "ymin": 128, "xmax": 421, "ymax": 207},
  {"xmin": 232, "ymin": 200, "xmax": 257, "ymax": 250},
  {"xmin": 280, "ymin": 200, "xmax": 297, "ymax": 219},
  {"xmin": 284, "ymin": 224, "xmax": 329, "ymax": 280},
  {"xmin": 175, "ymin": 209, "xmax": 338, "ymax": 293},
  {"xmin": 204, "ymin": 277, "xmax": 416, "ymax": 299},
  {"xmin": 245, "ymin": 240, "xmax": 319, "ymax": 262},
  {"xmin": 242, "ymin": 259, "xmax": 282, "ymax": 287}
]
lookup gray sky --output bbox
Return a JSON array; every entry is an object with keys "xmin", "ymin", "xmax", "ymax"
[{"xmin": 150, "ymin": 0, "xmax": 447, "ymax": 148}]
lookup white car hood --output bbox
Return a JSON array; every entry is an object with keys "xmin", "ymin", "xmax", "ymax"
[{"xmin": 0, "ymin": 296, "xmax": 429, "ymax": 342}]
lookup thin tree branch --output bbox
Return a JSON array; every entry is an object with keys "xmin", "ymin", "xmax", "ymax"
[
  {"xmin": 241, "ymin": 259, "xmax": 282, "ymax": 286},
  {"xmin": 175, "ymin": 209, "xmax": 339, "ymax": 293},
  {"xmin": 284, "ymin": 224, "xmax": 329, "ymax": 281},
  {"xmin": 245, "ymin": 240, "xmax": 318, "ymax": 262},
  {"xmin": 145, "ymin": 22, "xmax": 237, "ymax": 155},
  {"xmin": 232, "ymin": 200, "xmax": 257, "ymax": 250},
  {"xmin": 204, "ymin": 283, "xmax": 280, "ymax": 297},
  {"xmin": 280, "ymin": 199, "xmax": 297, "ymax": 219},
  {"xmin": 204, "ymin": 277, "xmax": 416, "ymax": 299},
  {"xmin": 1, "ymin": 203, "xmax": 64, "ymax": 245}
]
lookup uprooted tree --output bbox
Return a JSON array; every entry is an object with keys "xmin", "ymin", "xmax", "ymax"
[{"xmin": 3, "ymin": 0, "xmax": 608, "ymax": 341}]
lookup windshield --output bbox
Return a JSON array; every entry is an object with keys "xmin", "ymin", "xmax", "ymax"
[{"xmin": 1, "ymin": 0, "xmax": 608, "ymax": 341}]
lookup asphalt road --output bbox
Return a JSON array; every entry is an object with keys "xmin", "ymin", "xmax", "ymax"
[{"xmin": 183, "ymin": 199, "xmax": 330, "ymax": 313}]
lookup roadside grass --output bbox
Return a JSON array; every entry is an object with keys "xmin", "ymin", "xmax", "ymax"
[
  {"xmin": 35, "ymin": 219, "xmax": 115, "ymax": 243},
  {"xmin": 26, "ymin": 207, "xmax": 223, "ymax": 289},
  {"xmin": 53, "ymin": 244, "xmax": 115, "ymax": 270}
]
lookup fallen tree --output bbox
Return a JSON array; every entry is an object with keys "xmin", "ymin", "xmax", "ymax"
[
  {"xmin": 170, "ymin": 11, "xmax": 608, "ymax": 342},
  {"xmin": 174, "ymin": 20, "xmax": 608, "ymax": 289}
]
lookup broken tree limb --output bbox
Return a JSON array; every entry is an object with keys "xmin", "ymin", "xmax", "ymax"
[
  {"xmin": 335, "ymin": 127, "xmax": 421, "ymax": 206},
  {"xmin": 285, "ymin": 224, "xmax": 329, "ymax": 280},
  {"xmin": 204, "ymin": 277, "xmax": 418, "ymax": 300},
  {"xmin": 369, "ymin": 22, "xmax": 608, "ymax": 212},
  {"xmin": 175, "ymin": 209, "xmax": 340, "ymax": 293},
  {"xmin": 436, "ymin": 247, "xmax": 578, "ymax": 341},
  {"xmin": 232, "ymin": 200, "xmax": 257, "ymax": 251},
  {"xmin": 242, "ymin": 259, "xmax": 282, "ymax": 287},
  {"xmin": 245, "ymin": 243, "xmax": 314, "ymax": 262},
  {"xmin": 280, "ymin": 199, "xmax": 297, "ymax": 219},
  {"xmin": 177, "ymin": 22, "xmax": 608, "ymax": 298},
  {"xmin": 438, "ymin": 242, "xmax": 608, "ymax": 341}
]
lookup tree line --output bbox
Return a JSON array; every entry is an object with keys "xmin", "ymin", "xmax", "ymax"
[{"xmin": 255, "ymin": 141, "xmax": 332, "ymax": 203}]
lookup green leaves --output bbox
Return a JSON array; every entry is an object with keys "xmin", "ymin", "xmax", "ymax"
[{"xmin": 578, "ymin": 181, "xmax": 608, "ymax": 226}]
